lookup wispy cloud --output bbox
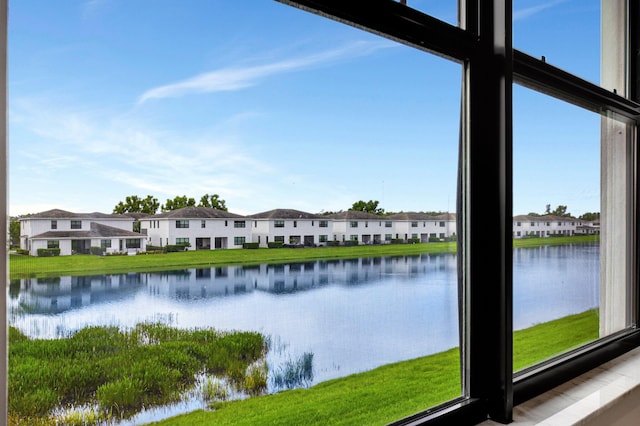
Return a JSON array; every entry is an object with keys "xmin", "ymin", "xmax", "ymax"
[
  {"xmin": 513, "ymin": 0, "xmax": 568, "ymax": 21},
  {"xmin": 10, "ymin": 97, "xmax": 277, "ymax": 211},
  {"xmin": 137, "ymin": 40, "xmax": 393, "ymax": 104}
]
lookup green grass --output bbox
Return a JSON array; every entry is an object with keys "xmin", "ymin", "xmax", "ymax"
[
  {"xmin": 151, "ymin": 309, "xmax": 599, "ymax": 426},
  {"xmin": 8, "ymin": 324, "xmax": 267, "ymax": 426},
  {"xmin": 9, "ymin": 235, "xmax": 599, "ymax": 279}
]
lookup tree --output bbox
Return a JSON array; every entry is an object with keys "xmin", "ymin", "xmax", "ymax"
[
  {"xmin": 161, "ymin": 195, "xmax": 196, "ymax": 212},
  {"xmin": 549, "ymin": 205, "xmax": 571, "ymax": 217},
  {"xmin": 579, "ymin": 212, "xmax": 600, "ymax": 221},
  {"xmin": 349, "ymin": 200, "xmax": 385, "ymax": 215},
  {"xmin": 9, "ymin": 218, "xmax": 20, "ymax": 248},
  {"xmin": 198, "ymin": 193, "xmax": 227, "ymax": 211},
  {"xmin": 113, "ymin": 195, "xmax": 159, "ymax": 214}
]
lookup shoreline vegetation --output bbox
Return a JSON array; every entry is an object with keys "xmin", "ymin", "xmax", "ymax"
[
  {"xmin": 8, "ymin": 310, "xmax": 599, "ymax": 426},
  {"xmin": 9, "ymin": 235, "xmax": 599, "ymax": 280}
]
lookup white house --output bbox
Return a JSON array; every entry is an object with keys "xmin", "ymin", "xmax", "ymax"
[
  {"xmin": 141, "ymin": 207, "xmax": 251, "ymax": 250},
  {"xmin": 326, "ymin": 211, "xmax": 389, "ymax": 244},
  {"xmin": 248, "ymin": 209, "xmax": 328, "ymax": 247},
  {"xmin": 19, "ymin": 209, "xmax": 146, "ymax": 256},
  {"xmin": 386, "ymin": 212, "xmax": 457, "ymax": 242},
  {"xmin": 512, "ymin": 214, "xmax": 585, "ymax": 238}
]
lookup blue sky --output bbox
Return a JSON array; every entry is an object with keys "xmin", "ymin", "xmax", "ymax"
[{"xmin": 9, "ymin": 0, "xmax": 601, "ymax": 217}]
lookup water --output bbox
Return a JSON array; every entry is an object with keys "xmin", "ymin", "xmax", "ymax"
[{"xmin": 8, "ymin": 244, "xmax": 600, "ymax": 423}]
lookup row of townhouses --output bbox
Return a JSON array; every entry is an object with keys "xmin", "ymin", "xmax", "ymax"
[{"xmin": 18, "ymin": 208, "xmax": 599, "ymax": 256}]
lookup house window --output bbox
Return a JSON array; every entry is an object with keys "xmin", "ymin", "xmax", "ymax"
[
  {"xmin": 293, "ymin": 221, "xmax": 297, "ymax": 228},
  {"xmin": 234, "ymin": 236, "xmax": 245, "ymax": 246},
  {"xmin": 70, "ymin": 220, "xmax": 81, "ymax": 229},
  {"xmin": 47, "ymin": 240, "xmax": 59, "ymax": 249},
  {"xmin": 274, "ymin": 220, "xmax": 285, "ymax": 228},
  {"xmin": 176, "ymin": 220, "xmax": 189, "ymax": 229},
  {"xmin": 411, "ymin": 221, "xmax": 418, "ymax": 227},
  {"xmin": 175, "ymin": 238, "xmax": 189, "ymax": 246},
  {"xmin": 319, "ymin": 235, "xmax": 328, "ymax": 242},
  {"xmin": 385, "ymin": 221, "xmax": 392, "ymax": 228},
  {"xmin": 350, "ymin": 221, "xmax": 358, "ymax": 228},
  {"xmin": 51, "ymin": 220, "xmax": 57, "ymax": 230},
  {"xmin": 100, "ymin": 240, "xmax": 111, "ymax": 249},
  {"xmin": 439, "ymin": 221, "xmax": 445, "ymax": 227},
  {"xmin": 274, "ymin": 236, "xmax": 284, "ymax": 243},
  {"xmin": 125, "ymin": 239, "xmax": 141, "ymax": 249},
  {"xmin": 411, "ymin": 233, "xmax": 418, "ymax": 239},
  {"xmin": 234, "ymin": 220, "xmax": 246, "ymax": 228},
  {"xmin": 349, "ymin": 235, "xmax": 358, "ymax": 241},
  {"xmin": 531, "ymin": 222, "xmax": 536, "ymax": 226},
  {"xmin": 201, "ymin": 220, "xmax": 206, "ymax": 228},
  {"xmin": 319, "ymin": 220, "xmax": 328, "ymax": 228},
  {"xmin": 516, "ymin": 222, "xmax": 521, "ymax": 226},
  {"xmin": 385, "ymin": 234, "xmax": 392, "ymax": 241}
]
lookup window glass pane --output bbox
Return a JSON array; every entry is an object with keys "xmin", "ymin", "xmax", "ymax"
[
  {"xmin": 513, "ymin": 85, "xmax": 634, "ymax": 371},
  {"xmin": 513, "ymin": 0, "xmax": 600, "ymax": 86},
  {"xmin": 9, "ymin": 1, "xmax": 462, "ymax": 424},
  {"xmin": 401, "ymin": 0, "xmax": 458, "ymax": 27}
]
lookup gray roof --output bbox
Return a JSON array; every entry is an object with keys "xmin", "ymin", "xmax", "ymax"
[
  {"xmin": 326, "ymin": 211, "xmax": 383, "ymax": 220},
  {"xmin": 31, "ymin": 222, "xmax": 143, "ymax": 240},
  {"xmin": 386, "ymin": 212, "xmax": 456, "ymax": 221},
  {"xmin": 152, "ymin": 206, "xmax": 244, "ymax": 219},
  {"xmin": 24, "ymin": 209, "xmax": 133, "ymax": 220},
  {"xmin": 249, "ymin": 208, "xmax": 322, "ymax": 220},
  {"xmin": 513, "ymin": 214, "xmax": 576, "ymax": 221}
]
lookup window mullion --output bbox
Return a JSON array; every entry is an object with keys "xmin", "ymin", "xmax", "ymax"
[{"xmin": 464, "ymin": 0, "xmax": 513, "ymax": 423}]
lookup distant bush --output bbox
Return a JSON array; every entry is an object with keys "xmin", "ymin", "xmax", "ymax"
[
  {"xmin": 326, "ymin": 241, "xmax": 340, "ymax": 247},
  {"xmin": 267, "ymin": 242, "xmax": 283, "ymax": 248},
  {"xmin": 14, "ymin": 248, "xmax": 29, "ymax": 255},
  {"xmin": 391, "ymin": 239, "xmax": 405, "ymax": 244},
  {"xmin": 243, "ymin": 242, "xmax": 260, "ymax": 249},
  {"xmin": 428, "ymin": 236, "xmax": 441, "ymax": 242},
  {"xmin": 343, "ymin": 241, "xmax": 358, "ymax": 247},
  {"xmin": 90, "ymin": 246, "xmax": 104, "ymax": 256},
  {"xmin": 166, "ymin": 244, "xmax": 189, "ymax": 252},
  {"xmin": 36, "ymin": 248, "xmax": 60, "ymax": 257},
  {"xmin": 408, "ymin": 238, "xmax": 420, "ymax": 244}
]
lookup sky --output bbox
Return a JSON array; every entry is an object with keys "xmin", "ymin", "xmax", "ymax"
[{"xmin": 8, "ymin": 0, "xmax": 602, "ymax": 218}]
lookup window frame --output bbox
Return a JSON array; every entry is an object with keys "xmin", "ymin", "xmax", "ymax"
[{"xmin": 277, "ymin": 1, "xmax": 640, "ymax": 425}]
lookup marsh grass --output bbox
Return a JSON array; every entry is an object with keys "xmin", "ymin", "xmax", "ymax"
[
  {"xmin": 8, "ymin": 324, "xmax": 267, "ymax": 425},
  {"xmin": 271, "ymin": 352, "xmax": 314, "ymax": 391}
]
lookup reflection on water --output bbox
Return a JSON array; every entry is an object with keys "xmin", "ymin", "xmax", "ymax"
[
  {"xmin": 8, "ymin": 245, "xmax": 599, "ymax": 413},
  {"xmin": 9, "ymin": 254, "xmax": 460, "ymax": 387}
]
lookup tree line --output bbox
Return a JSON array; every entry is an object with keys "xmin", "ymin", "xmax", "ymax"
[{"xmin": 112, "ymin": 194, "xmax": 227, "ymax": 214}]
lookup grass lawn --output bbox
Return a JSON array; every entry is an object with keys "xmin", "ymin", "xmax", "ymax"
[
  {"xmin": 9, "ymin": 235, "xmax": 598, "ymax": 279},
  {"xmin": 150, "ymin": 310, "xmax": 598, "ymax": 426}
]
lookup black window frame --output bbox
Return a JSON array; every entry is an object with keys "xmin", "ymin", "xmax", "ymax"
[
  {"xmin": 70, "ymin": 220, "xmax": 81, "ymax": 229},
  {"xmin": 277, "ymin": 1, "xmax": 640, "ymax": 425},
  {"xmin": 175, "ymin": 220, "xmax": 189, "ymax": 229},
  {"xmin": 125, "ymin": 238, "xmax": 141, "ymax": 249}
]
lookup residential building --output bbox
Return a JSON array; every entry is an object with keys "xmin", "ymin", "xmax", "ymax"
[
  {"xmin": 19, "ymin": 209, "xmax": 146, "ymax": 256},
  {"xmin": 248, "ymin": 208, "xmax": 326, "ymax": 247},
  {"xmin": 387, "ymin": 212, "xmax": 457, "ymax": 242},
  {"xmin": 325, "ymin": 210, "xmax": 387, "ymax": 244},
  {"xmin": 141, "ymin": 206, "xmax": 250, "ymax": 250}
]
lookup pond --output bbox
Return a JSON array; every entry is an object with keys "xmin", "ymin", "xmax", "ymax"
[{"xmin": 8, "ymin": 243, "xmax": 599, "ymax": 423}]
